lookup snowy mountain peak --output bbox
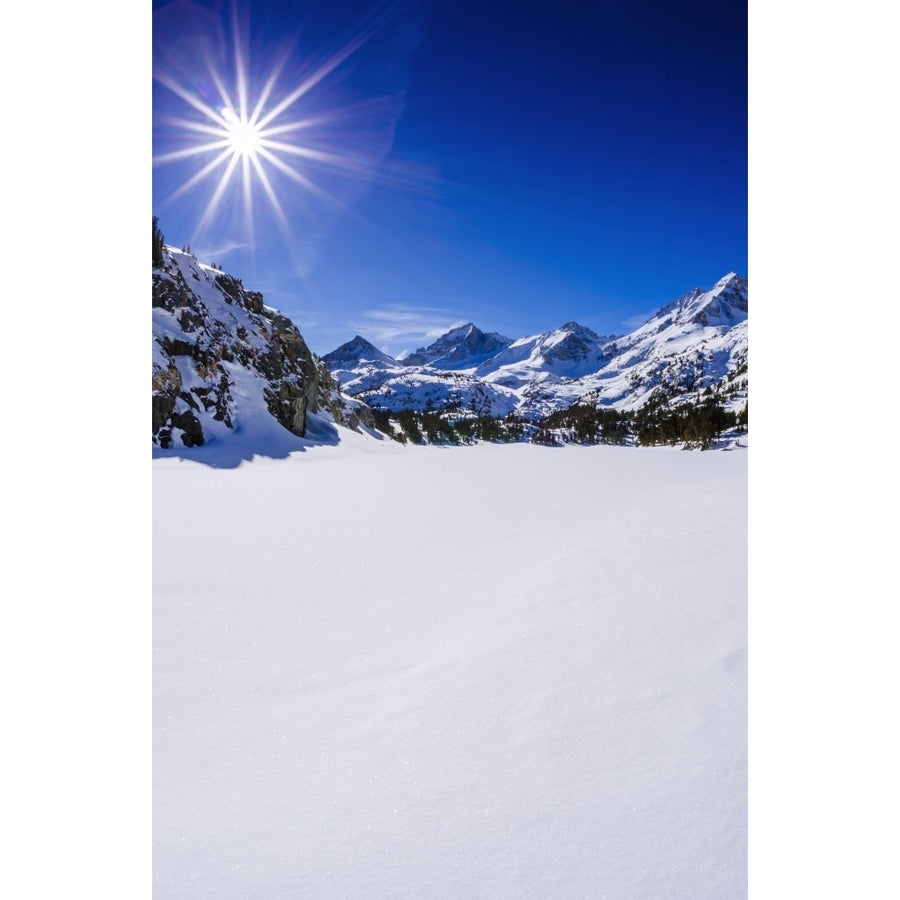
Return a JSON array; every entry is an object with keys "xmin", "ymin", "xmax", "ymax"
[
  {"xmin": 402, "ymin": 323, "xmax": 513, "ymax": 369},
  {"xmin": 716, "ymin": 271, "xmax": 742, "ymax": 288},
  {"xmin": 532, "ymin": 322, "xmax": 608, "ymax": 371},
  {"xmin": 555, "ymin": 321, "xmax": 604, "ymax": 341},
  {"xmin": 688, "ymin": 274, "xmax": 747, "ymax": 326},
  {"xmin": 645, "ymin": 274, "xmax": 748, "ymax": 332},
  {"xmin": 322, "ymin": 335, "xmax": 399, "ymax": 368},
  {"xmin": 447, "ymin": 322, "xmax": 477, "ymax": 338}
]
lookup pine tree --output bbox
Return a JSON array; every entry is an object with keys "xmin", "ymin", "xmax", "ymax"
[{"xmin": 152, "ymin": 216, "xmax": 165, "ymax": 269}]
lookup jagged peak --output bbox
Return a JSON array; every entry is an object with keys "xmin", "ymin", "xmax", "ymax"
[
  {"xmin": 322, "ymin": 335, "xmax": 398, "ymax": 366},
  {"xmin": 644, "ymin": 273, "xmax": 746, "ymax": 328},
  {"xmin": 398, "ymin": 322, "xmax": 513, "ymax": 369},
  {"xmin": 557, "ymin": 321, "xmax": 600, "ymax": 339},
  {"xmin": 445, "ymin": 322, "xmax": 477, "ymax": 337},
  {"xmin": 714, "ymin": 272, "xmax": 746, "ymax": 290},
  {"xmin": 347, "ymin": 334, "xmax": 380, "ymax": 349}
]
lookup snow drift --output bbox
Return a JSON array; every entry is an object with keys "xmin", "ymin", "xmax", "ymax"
[{"xmin": 153, "ymin": 438, "xmax": 747, "ymax": 898}]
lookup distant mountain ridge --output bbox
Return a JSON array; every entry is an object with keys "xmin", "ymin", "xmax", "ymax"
[{"xmin": 323, "ymin": 273, "xmax": 748, "ymax": 420}]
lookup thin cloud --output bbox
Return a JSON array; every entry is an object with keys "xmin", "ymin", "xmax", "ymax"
[
  {"xmin": 621, "ymin": 310, "xmax": 655, "ymax": 330},
  {"xmin": 352, "ymin": 305, "xmax": 467, "ymax": 355},
  {"xmin": 196, "ymin": 238, "xmax": 249, "ymax": 263}
]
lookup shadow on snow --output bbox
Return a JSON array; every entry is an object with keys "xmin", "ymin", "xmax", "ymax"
[{"xmin": 150, "ymin": 413, "xmax": 349, "ymax": 468}]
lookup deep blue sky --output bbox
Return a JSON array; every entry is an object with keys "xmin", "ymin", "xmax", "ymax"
[{"xmin": 153, "ymin": 0, "xmax": 747, "ymax": 357}]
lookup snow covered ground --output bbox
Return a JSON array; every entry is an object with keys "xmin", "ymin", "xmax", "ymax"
[{"xmin": 153, "ymin": 434, "xmax": 747, "ymax": 898}]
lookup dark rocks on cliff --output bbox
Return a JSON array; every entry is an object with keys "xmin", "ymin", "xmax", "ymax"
[
  {"xmin": 264, "ymin": 382, "xmax": 310, "ymax": 437},
  {"xmin": 153, "ymin": 243, "xmax": 366, "ymax": 447}
]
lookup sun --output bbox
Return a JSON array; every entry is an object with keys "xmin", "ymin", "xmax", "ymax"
[
  {"xmin": 220, "ymin": 106, "xmax": 262, "ymax": 159},
  {"xmin": 152, "ymin": 6, "xmax": 371, "ymax": 247},
  {"xmin": 152, "ymin": 2, "xmax": 420, "ymax": 262}
]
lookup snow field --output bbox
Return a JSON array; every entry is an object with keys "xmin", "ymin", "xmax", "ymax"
[{"xmin": 153, "ymin": 440, "xmax": 747, "ymax": 898}]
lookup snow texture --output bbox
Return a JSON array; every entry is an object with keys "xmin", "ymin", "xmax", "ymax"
[{"xmin": 154, "ymin": 437, "xmax": 747, "ymax": 898}]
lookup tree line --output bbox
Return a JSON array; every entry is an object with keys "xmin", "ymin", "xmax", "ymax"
[
  {"xmin": 370, "ymin": 407, "xmax": 527, "ymax": 445},
  {"xmin": 368, "ymin": 394, "xmax": 746, "ymax": 450}
]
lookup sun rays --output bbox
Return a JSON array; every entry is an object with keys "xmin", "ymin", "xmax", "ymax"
[{"xmin": 152, "ymin": 3, "xmax": 384, "ymax": 257}]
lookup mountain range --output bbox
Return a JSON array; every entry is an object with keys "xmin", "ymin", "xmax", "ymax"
[
  {"xmin": 323, "ymin": 273, "xmax": 748, "ymax": 421},
  {"xmin": 153, "ymin": 217, "xmax": 746, "ymax": 453}
]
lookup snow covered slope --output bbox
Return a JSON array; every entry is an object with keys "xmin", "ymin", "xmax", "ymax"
[
  {"xmin": 325, "ymin": 273, "xmax": 748, "ymax": 419},
  {"xmin": 154, "ymin": 440, "xmax": 748, "ymax": 898},
  {"xmin": 574, "ymin": 272, "xmax": 748, "ymax": 412}
]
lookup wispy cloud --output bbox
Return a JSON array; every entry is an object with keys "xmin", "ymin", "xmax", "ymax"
[
  {"xmin": 621, "ymin": 310, "xmax": 655, "ymax": 331},
  {"xmin": 352, "ymin": 305, "xmax": 467, "ymax": 356},
  {"xmin": 196, "ymin": 238, "xmax": 249, "ymax": 263}
]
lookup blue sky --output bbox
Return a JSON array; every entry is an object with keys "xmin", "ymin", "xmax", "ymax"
[{"xmin": 153, "ymin": 0, "xmax": 747, "ymax": 357}]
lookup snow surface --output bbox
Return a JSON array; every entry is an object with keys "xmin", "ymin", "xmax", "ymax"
[{"xmin": 154, "ymin": 436, "xmax": 746, "ymax": 898}]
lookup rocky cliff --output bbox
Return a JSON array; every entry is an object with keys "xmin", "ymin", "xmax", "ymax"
[{"xmin": 152, "ymin": 245, "xmax": 372, "ymax": 449}]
